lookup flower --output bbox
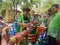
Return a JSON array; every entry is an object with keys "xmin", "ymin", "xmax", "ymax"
[{"xmin": 10, "ymin": 36, "xmax": 16, "ymax": 44}]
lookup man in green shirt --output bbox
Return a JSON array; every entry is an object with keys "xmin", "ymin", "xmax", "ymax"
[
  {"xmin": 16, "ymin": 7, "xmax": 32, "ymax": 32},
  {"xmin": 47, "ymin": 4, "xmax": 60, "ymax": 45},
  {"xmin": 16, "ymin": 7, "xmax": 32, "ymax": 45}
]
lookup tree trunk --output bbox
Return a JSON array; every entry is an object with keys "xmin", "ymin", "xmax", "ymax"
[{"xmin": 4, "ymin": 8, "xmax": 13, "ymax": 23}]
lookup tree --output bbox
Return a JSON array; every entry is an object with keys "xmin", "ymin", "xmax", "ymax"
[
  {"xmin": 0, "ymin": 0, "xmax": 2, "ymax": 8},
  {"xmin": 40, "ymin": 0, "xmax": 54, "ymax": 14},
  {"xmin": 1, "ymin": 0, "xmax": 13, "ymax": 22},
  {"xmin": 14, "ymin": 0, "xmax": 41, "ymax": 9}
]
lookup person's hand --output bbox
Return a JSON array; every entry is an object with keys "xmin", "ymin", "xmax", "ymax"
[
  {"xmin": 39, "ymin": 26, "xmax": 47, "ymax": 30},
  {"xmin": 43, "ymin": 27, "xmax": 47, "ymax": 31},
  {"xmin": 56, "ymin": 36, "xmax": 60, "ymax": 43},
  {"xmin": 27, "ymin": 23, "xmax": 30, "ymax": 26},
  {"xmin": 22, "ymin": 23, "xmax": 28, "ymax": 27},
  {"xmin": 56, "ymin": 29, "xmax": 60, "ymax": 43}
]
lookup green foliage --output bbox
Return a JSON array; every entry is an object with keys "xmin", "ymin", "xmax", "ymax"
[
  {"xmin": 0, "ymin": 0, "xmax": 60, "ymax": 14},
  {"xmin": 0, "ymin": 0, "xmax": 12, "ymax": 10},
  {"xmin": 36, "ymin": 0, "xmax": 52, "ymax": 14},
  {"xmin": 19, "ymin": 0, "xmax": 41, "ymax": 9}
]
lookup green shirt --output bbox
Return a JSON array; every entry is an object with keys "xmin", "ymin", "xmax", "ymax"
[
  {"xmin": 38, "ymin": 16, "xmax": 42, "ymax": 25},
  {"xmin": 16, "ymin": 13, "xmax": 32, "ymax": 32},
  {"xmin": 47, "ymin": 13, "xmax": 60, "ymax": 38}
]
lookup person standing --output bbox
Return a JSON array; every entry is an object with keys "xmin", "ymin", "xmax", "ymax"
[
  {"xmin": 0, "ymin": 20, "xmax": 9, "ymax": 45},
  {"xmin": 47, "ymin": 4, "xmax": 60, "ymax": 45},
  {"xmin": 16, "ymin": 7, "xmax": 32, "ymax": 45},
  {"xmin": 16, "ymin": 7, "xmax": 32, "ymax": 32}
]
